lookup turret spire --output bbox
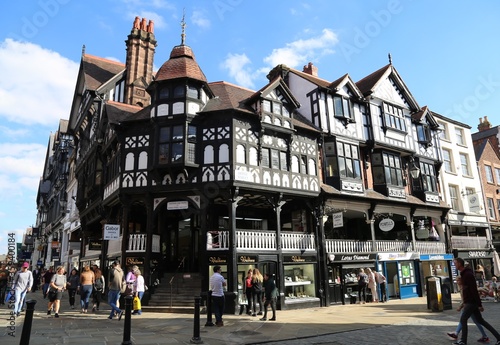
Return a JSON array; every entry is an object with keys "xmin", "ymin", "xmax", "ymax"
[{"xmin": 181, "ymin": 9, "xmax": 186, "ymax": 45}]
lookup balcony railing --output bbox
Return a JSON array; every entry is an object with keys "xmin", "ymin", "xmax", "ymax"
[
  {"xmin": 206, "ymin": 231, "xmax": 446, "ymax": 254},
  {"xmin": 126, "ymin": 233, "xmax": 160, "ymax": 253},
  {"xmin": 207, "ymin": 230, "xmax": 315, "ymax": 252},
  {"xmin": 451, "ymin": 235, "xmax": 489, "ymax": 249}
]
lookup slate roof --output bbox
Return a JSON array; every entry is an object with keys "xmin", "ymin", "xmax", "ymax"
[
  {"xmin": 106, "ymin": 101, "xmax": 145, "ymax": 124},
  {"xmin": 155, "ymin": 45, "xmax": 207, "ymax": 82},
  {"xmin": 202, "ymin": 81, "xmax": 256, "ymax": 114},
  {"xmin": 82, "ymin": 54, "xmax": 125, "ymax": 91},
  {"xmin": 356, "ymin": 63, "xmax": 391, "ymax": 96}
]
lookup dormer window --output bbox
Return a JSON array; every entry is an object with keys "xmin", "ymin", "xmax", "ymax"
[
  {"xmin": 416, "ymin": 123, "xmax": 432, "ymax": 148},
  {"xmin": 333, "ymin": 96, "xmax": 353, "ymax": 120},
  {"xmin": 262, "ymin": 99, "xmax": 291, "ymax": 128}
]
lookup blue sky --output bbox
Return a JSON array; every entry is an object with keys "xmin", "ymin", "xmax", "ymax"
[{"xmin": 1, "ymin": 0, "xmax": 499, "ymax": 254}]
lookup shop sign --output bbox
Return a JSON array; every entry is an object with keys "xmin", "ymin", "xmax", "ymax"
[
  {"xmin": 378, "ymin": 252, "xmax": 418, "ymax": 261},
  {"xmin": 51, "ymin": 241, "xmax": 59, "ymax": 249},
  {"xmin": 103, "ymin": 224, "xmax": 120, "ymax": 240},
  {"xmin": 464, "ymin": 250, "xmax": 492, "ymax": 258},
  {"xmin": 468, "ymin": 193, "xmax": 481, "ymax": 213},
  {"xmin": 126, "ymin": 257, "xmax": 144, "ymax": 265},
  {"xmin": 332, "ymin": 212, "xmax": 343, "ymax": 228},
  {"xmin": 238, "ymin": 255, "xmax": 256, "ymax": 263},
  {"xmin": 283, "ymin": 255, "xmax": 315, "ymax": 263},
  {"xmin": 420, "ymin": 254, "xmax": 454, "ymax": 261},
  {"xmin": 329, "ymin": 253, "xmax": 376, "ymax": 262},
  {"xmin": 208, "ymin": 256, "xmax": 227, "ymax": 264},
  {"xmin": 88, "ymin": 240, "xmax": 102, "ymax": 250},
  {"xmin": 379, "ymin": 218, "xmax": 394, "ymax": 232},
  {"xmin": 167, "ymin": 201, "xmax": 188, "ymax": 210}
]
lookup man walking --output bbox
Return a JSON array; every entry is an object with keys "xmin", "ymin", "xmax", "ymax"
[
  {"xmin": 375, "ymin": 270, "xmax": 387, "ymax": 302},
  {"xmin": 453, "ymin": 257, "xmax": 500, "ymax": 345},
  {"xmin": 108, "ymin": 260, "xmax": 124, "ymax": 320},
  {"xmin": 12, "ymin": 262, "xmax": 33, "ymax": 317},
  {"xmin": 210, "ymin": 265, "xmax": 226, "ymax": 326}
]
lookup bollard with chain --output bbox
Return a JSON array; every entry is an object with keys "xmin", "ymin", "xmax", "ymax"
[
  {"xmin": 205, "ymin": 290, "xmax": 214, "ymax": 326},
  {"xmin": 121, "ymin": 296, "xmax": 133, "ymax": 345},
  {"xmin": 190, "ymin": 296, "xmax": 203, "ymax": 344},
  {"xmin": 20, "ymin": 299, "xmax": 37, "ymax": 345}
]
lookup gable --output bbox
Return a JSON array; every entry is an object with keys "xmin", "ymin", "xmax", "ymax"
[{"xmin": 373, "ymin": 77, "xmax": 408, "ymax": 107}]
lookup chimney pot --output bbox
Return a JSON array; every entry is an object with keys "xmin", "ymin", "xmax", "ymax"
[{"xmin": 302, "ymin": 62, "xmax": 318, "ymax": 76}]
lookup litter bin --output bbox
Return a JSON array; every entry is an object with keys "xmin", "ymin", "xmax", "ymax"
[
  {"xmin": 425, "ymin": 276, "xmax": 443, "ymax": 312},
  {"xmin": 438, "ymin": 276, "xmax": 453, "ymax": 310}
]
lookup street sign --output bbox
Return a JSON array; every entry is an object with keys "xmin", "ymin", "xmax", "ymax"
[{"xmin": 104, "ymin": 224, "xmax": 120, "ymax": 240}]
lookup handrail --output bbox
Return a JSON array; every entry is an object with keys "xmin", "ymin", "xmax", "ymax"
[{"xmin": 169, "ymin": 256, "xmax": 186, "ymax": 308}]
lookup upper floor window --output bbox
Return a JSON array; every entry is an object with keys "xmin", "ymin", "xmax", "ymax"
[
  {"xmin": 187, "ymin": 85, "xmax": 199, "ymax": 99},
  {"xmin": 496, "ymin": 168, "xmax": 500, "ymax": 185},
  {"xmin": 485, "ymin": 165, "xmax": 494, "ymax": 183},
  {"xmin": 174, "ymin": 85, "xmax": 185, "ymax": 98},
  {"xmin": 459, "ymin": 153, "xmax": 471, "ymax": 176},
  {"xmin": 262, "ymin": 99, "xmax": 291, "ymax": 128},
  {"xmin": 438, "ymin": 122, "xmax": 448, "ymax": 140},
  {"xmin": 333, "ymin": 96, "xmax": 353, "ymax": 121},
  {"xmin": 449, "ymin": 184, "xmax": 461, "ymax": 211},
  {"xmin": 442, "ymin": 149, "xmax": 453, "ymax": 173},
  {"xmin": 487, "ymin": 198, "xmax": 496, "ymax": 219},
  {"xmin": 159, "ymin": 125, "xmax": 184, "ymax": 164},
  {"xmin": 455, "ymin": 128, "xmax": 465, "ymax": 145},
  {"xmin": 372, "ymin": 151, "xmax": 403, "ymax": 187},
  {"xmin": 159, "ymin": 87, "xmax": 169, "ymax": 99},
  {"xmin": 421, "ymin": 162, "xmax": 438, "ymax": 192},
  {"xmin": 382, "ymin": 103, "xmax": 406, "ymax": 132},
  {"xmin": 113, "ymin": 79, "xmax": 125, "ymax": 103},
  {"xmin": 337, "ymin": 142, "xmax": 361, "ymax": 179},
  {"xmin": 416, "ymin": 124, "xmax": 431, "ymax": 146}
]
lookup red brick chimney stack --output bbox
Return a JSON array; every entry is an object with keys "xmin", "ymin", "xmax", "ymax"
[
  {"xmin": 478, "ymin": 116, "xmax": 492, "ymax": 131},
  {"xmin": 124, "ymin": 17, "xmax": 157, "ymax": 107},
  {"xmin": 303, "ymin": 62, "xmax": 318, "ymax": 76}
]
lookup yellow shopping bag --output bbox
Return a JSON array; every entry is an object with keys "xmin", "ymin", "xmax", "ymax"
[{"xmin": 133, "ymin": 296, "xmax": 141, "ymax": 310}]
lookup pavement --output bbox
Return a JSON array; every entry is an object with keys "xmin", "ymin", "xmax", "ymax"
[{"xmin": 2, "ymin": 290, "xmax": 500, "ymax": 345}]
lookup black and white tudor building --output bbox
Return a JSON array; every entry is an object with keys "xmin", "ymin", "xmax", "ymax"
[{"xmin": 35, "ymin": 17, "xmax": 461, "ymax": 311}]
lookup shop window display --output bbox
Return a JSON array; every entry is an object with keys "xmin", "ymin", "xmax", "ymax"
[{"xmin": 284, "ymin": 264, "xmax": 315, "ymax": 300}]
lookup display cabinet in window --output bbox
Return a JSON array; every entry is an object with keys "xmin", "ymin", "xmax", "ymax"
[{"xmin": 283, "ymin": 264, "xmax": 316, "ymax": 300}]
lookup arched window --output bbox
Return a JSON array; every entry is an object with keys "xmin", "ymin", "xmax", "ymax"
[
  {"xmin": 174, "ymin": 85, "xmax": 185, "ymax": 98},
  {"xmin": 308, "ymin": 159, "xmax": 317, "ymax": 176},
  {"xmin": 219, "ymin": 144, "xmax": 229, "ymax": 163},
  {"xmin": 159, "ymin": 87, "xmax": 169, "ymax": 99},
  {"xmin": 236, "ymin": 144, "xmax": 246, "ymax": 164},
  {"xmin": 125, "ymin": 152, "xmax": 134, "ymax": 171},
  {"xmin": 204, "ymin": 145, "xmax": 214, "ymax": 164},
  {"xmin": 187, "ymin": 85, "xmax": 198, "ymax": 99},
  {"xmin": 249, "ymin": 147, "xmax": 258, "ymax": 166},
  {"xmin": 291, "ymin": 155, "xmax": 299, "ymax": 173},
  {"xmin": 138, "ymin": 151, "xmax": 148, "ymax": 169}
]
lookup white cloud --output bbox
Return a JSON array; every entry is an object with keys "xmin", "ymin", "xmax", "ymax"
[
  {"xmin": 263, "ymin": 29, "xmax": 338, "ymax": 68},
  {"xmin": 220, "ymin": 53, "xmax": 260, "ymax": 89},
  {"xmin": 191, "ymin": 10, "xmax": 211, "ymax": 29},
  {"xmin": 0, "ymin": 143, "xmax": 46, "ymax": 196},
  {"xmin": 0, "ymin": 39, "xmax": 78, "ymax": 126}
]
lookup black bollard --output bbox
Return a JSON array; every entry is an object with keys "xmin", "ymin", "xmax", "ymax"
[
  {"xmin": 190, "ymin": 296, "xmax": 203, "ymax": 344},
  {"xmin": 20, "ymin": 299, "xmax": 37, "ymax": 345},
  {"xmin": 121, "ymin": 296, "xmax": 133, "ymax": 345},
  {"xmin": 205, "ymin": 290, "xmax": 214, "ymax": 327}
]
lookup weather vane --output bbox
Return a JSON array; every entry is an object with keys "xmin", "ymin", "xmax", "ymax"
[{"xmin": 181, "ymin": 9, "xmax": 186, "ymax": 45}]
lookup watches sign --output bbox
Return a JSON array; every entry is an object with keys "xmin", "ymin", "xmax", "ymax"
[{"xmin": 103, "ymin": 224, "xmax": 120, "ymax": 240}]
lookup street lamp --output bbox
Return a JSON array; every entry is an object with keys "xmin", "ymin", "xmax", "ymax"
[{"xmin": 409, "ymin": 158, "xmax": 420, "ymax": 179}]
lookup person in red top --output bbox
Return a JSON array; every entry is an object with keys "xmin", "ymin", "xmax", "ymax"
[
  {"xmin": 243, "ymin": 269, "xmax": 253, "ymax": 315},
  {"xmin": 453, "ymin": 257, "xmax": 500, "ymax": 345}
]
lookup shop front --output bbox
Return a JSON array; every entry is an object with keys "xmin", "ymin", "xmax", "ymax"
[
  {"xmin": 418, "ymin": 253, "xmax": 454, "ymax": 295},
  {"xmin": 377, "ymin": 252, "xmax": 419, "ymax": 299},
  {"xmin": 282, "ymin": 255, "xmax": 320, "ymax": 309},
  {"xmin": 456, "ymin": 249, "xmax": 495, "ymax": 281},
  {"xmin": 328, "ymin": 253, "xmax": 377, "ymax": 305}
]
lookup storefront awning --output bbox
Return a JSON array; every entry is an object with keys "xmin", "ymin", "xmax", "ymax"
[{"xmin": 448, "ymin": 213, "xmax": 489, "ymax": 227}]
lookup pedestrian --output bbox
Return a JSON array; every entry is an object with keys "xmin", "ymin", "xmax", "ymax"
[
  {"xmin": 366, "ymin": 268, "xmax": 378, "ymax": 302},
  {"xmin": 79, "ymin": 265, "xmax": 95, "ymax": 313},
  {"xmin": 375, "ymin": 269, "xmax": 387, "ymax": 302},
  {"xmin": 92, "ymin": 268, "xmax": 105, "ymax": 312},
  {"xmin": 260, "ymin": 273, "xmax": 277, "ymax": 321},
  {"xmin": 42, "ymin": 266, "xmax": 54, "ymax": 299},
  {"xmin": 12, "ymin": 262, "xmax": 33, "ymax": 317},
  {"xmin": 0, "ymin": 264, "xmax": 8, "ymax": 305},
  {"xmin": 66, "ymin": 268, "xmax": 79, "ymax": 309},
  {"xmin": 132, "ymin": 268, "xmax": 145, "ymax": 315},
  {"xmin": 47, "ymin": 266, "xmax": 67, "ymax": 318},
  {"xmin": 447, "ymin": 276, "xmax": 490, "ymax": 343},
  {"xmin": 251, "ymin": 268, "xmax": 264, "ymax": 316},
  {"xmin": 107, "ymin": 260, "xmax": 124, "ymax": 320},
  {"xmin": 210, "ymin": 265, "xmax": 226, "ymax": 327},
  {"xmin": 358, "ymin": 268, "xmax": 368, "ymax": 304},
  {"xmin": 475, "ymin": 264, "xmax": 486, "ymax": 287},
  {"xmin": 242, "ymin": 269, "xmax": 253, "ymax": 315},
  {"xmin": 125, "ymin": 265, "xmax": 137, "ymax": 296},
  {"xmin": 32, "ymin": 266, "xmax": 41, "ymax": 292},
  {"xmin": 452, "ymin": 257, "xmax": 500, "ymax": 345}
]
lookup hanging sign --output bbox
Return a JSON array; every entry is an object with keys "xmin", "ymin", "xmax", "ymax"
[
  {"xmin": 332, "ymin": 212, "xmax": 343, "ymax": 228},
  {"xmin": 379, "ymin": 218, "xmax": 395, "ymax": 232},
  {"xmin": 104, "ymin": 224, "xmax": 120, "ymax": 240}
]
